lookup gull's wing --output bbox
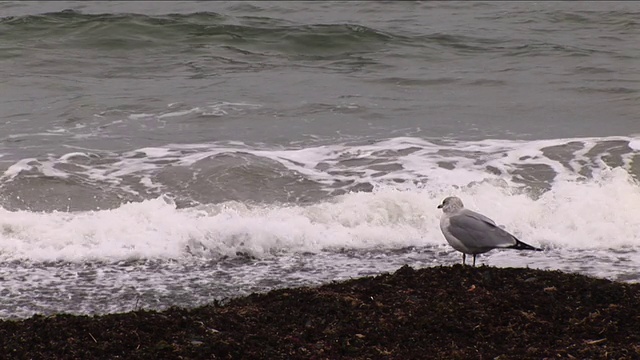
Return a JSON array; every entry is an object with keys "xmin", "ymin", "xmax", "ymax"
[{"xmin": 447, "ymin": 209, "xmax": 517, "ymax": 249}]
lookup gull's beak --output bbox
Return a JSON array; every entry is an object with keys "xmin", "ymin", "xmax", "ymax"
[{"xmin": 437, "ymin": 203, "xmax": 443, "ymax": 209}]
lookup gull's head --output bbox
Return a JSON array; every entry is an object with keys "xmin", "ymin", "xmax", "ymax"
[{"xmin": 437, "ymin": 196, "xmax": 464, "ymax": 213}]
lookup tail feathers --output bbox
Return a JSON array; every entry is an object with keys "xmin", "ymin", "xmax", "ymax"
[{"xmin": 509, "ymin": 239, "xmax": 543, "ymax": 251}]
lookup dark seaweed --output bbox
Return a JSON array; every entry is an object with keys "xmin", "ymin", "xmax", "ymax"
[{"xmin": 2, "ymin": 265, "xmax": 639, "ymax": 359}]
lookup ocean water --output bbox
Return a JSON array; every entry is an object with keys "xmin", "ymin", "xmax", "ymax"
[{"xmin": 1, "ymin": 1, "xmax": 639, "ymax": 319}]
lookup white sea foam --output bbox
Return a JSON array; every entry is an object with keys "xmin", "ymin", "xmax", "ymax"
[
  {"xmin": 3, "ymin": 158, "xmax": 38, "ymax": 179},
  {"xmin": 1, "ymin": 164, "xmax": 639, "ymax": 263},
  {"xmin": 129, "ymin": 102, "xmax": 264, "ymax": 120},
  {"xmin": 59, "ymin": 152, "xmax": 92, "ymax": 161},
  {"xmin": 1, "ymin": 135, "xmax": 639, "ymax": 265},
  {"xmin": 4, "ymin": 136, "xmax": 636, "ymax": 196}
]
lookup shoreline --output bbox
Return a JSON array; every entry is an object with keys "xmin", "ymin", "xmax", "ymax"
[{"xmin": 1, "ymin": 265, "xmax": 639, "ymax": 359}]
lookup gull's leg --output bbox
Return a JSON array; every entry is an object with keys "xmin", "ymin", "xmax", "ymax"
[
  {"xmin": 472, "ymin": 254, "xmax": 477, "ymax": 267},
  {"xmin": 462, "ymin": 253, "xmax": 466, "ymax": 265}
]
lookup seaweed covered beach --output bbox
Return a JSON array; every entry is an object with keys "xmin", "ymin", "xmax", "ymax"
[{"xmin": 1, "ymin": 265, "xmax": 639, "ymax": 359}]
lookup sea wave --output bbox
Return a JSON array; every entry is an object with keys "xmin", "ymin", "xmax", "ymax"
[
  {"xmin": 0, "ymin": 160, "xmax": 639, "ymax": 262},
  {"xmin": 0, "ymin": 10, "xmax": 397, "ymax": 54}
]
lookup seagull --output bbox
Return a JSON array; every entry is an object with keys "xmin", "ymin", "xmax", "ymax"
[{"xmin": 437, "ymin": 196, "xmax": 542, "ymax": 266}]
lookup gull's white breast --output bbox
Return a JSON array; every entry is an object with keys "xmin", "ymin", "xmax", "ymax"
[{"xmin": 440, "ymin": 214, "xmax": 473, "ymax": 254}]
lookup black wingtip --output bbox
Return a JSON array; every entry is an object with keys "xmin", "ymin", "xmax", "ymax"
[{"xmin": 510, "ymin": 239, "xmax": 543, "ymax": 251}]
